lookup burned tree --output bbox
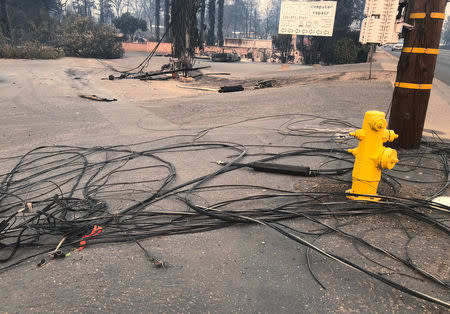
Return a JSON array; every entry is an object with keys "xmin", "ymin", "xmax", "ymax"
[
  {"xmin": 164, "ymin": 0, "xmax": 170, "ymax": 42},
  {"xmin": 0, "ymin": 0, "xmax": 11, "ymax": 40},
  {"xmin": 155, "ymin": 0, "xmax": 160, "ymax": 40},
  {"xmin": 199, "ymin": 0, "xmax": 205, "ymax": 44},
  {"xmin": 111, "ymin": 0, "xmax": 123, "ymax": 17},
  {"xmin": 171, "ymin": 0, "xmax": 201, "ymax": 70},
  {"xmin": 99, "ymin": 0, "xmax": 113, "ymax": 25},
  {"xmin": 217, "ymin": 0, "xmax": 223, "ymax": 46},
  {"xmin": 206, "ymin": 0, "xmax": 215, "ymax": 45}
]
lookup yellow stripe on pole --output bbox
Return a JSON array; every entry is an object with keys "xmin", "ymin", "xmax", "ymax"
[
  {"xmin": 395, "ymin": 82, "xmax": 433, "ymax": 90},
  {"xmin": 402, "ymin": 47, "xmax": 440, "ymax": 55},
  {"xmin": 410, "ymin": 12, "xmax": 426, "ymax": 19},
  {"xmin": 409, "ymin": 12, "xmax": 445, "ymax": 19},
  {"xmin": 430, "ymin": 12, "xmax": 445, "ymax": 19}
]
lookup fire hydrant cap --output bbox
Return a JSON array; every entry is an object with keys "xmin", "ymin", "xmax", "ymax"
[
  {"xmin": 380, "ymin": 148, "xmax": 399, "ymax": 170},
  {"xmin": 385, "ymin": 130, "xmax": 399, "ymax": 142}
]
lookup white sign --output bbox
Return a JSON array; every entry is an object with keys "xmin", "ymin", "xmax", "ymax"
[
  {"xmin": 278, "ymin": 0, "xmax": 337, "ymax": 37},
  {"xmin": 359, "ymin": 0, "xmax": 401, "ymax": 44}
]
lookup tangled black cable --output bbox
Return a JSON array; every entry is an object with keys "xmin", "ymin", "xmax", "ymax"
[
  {"xmin": 97, "ymin": 22, "xmax": 172, "ymax": 76},
  {"xmin": 0, "ymin": 117, "xmax": 449, "ymax": 308}
]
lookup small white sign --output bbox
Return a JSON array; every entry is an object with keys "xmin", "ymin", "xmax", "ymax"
[{"xmin": 278, "ymin": 0, "xmax": 337, "ymax": 37}]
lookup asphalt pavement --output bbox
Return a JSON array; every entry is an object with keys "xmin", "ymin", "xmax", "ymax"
[{"xmin": 0, "ymin": 53, "xmax": 448, "ymax": 313}]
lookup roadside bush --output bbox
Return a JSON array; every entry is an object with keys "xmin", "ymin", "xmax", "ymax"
[
  {"xmin": 300, "ymin": 30, "xmax": 371, "ymax": 65},
  {"xmin": 333, "ymin": 38, "xmax": 358, "ymax": 65},
  {"xmin": 356, "ymin": 44, "xmax": 371, "ymax": 63},
  {"xmin": 61, "ymin": 15, "xmax": 124, "ymax": 59},
  {"xmin": 0, "ymin": 42, "xmax": 64, "ymax": 59}
]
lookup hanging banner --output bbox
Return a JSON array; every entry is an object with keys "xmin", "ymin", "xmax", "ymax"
[{"xmin": 278, "ymin": 0, "xmax": 337, "ymax": 37}]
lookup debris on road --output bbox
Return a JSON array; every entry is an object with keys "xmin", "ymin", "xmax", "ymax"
[
  {"xmin": 37, "ymin": 259, "xmax": 46, "ymax": 267},
  {"xmin": 136, "ymin": 241, "xmax": 166, "ymax": 269},
  {"xmin": 106, "ymin": 73, "xmax": 127, "ymax": 81},
  {"xmin": 177, "ymin": 84, "xmax": 245, "ymax": 93},
  {"xmin": 203, "ymin": 72, "xmax": 231, "ymax": 76},
  {"xmin": 219, "ymin": 85, "xmax": 244, "ymax": 93},
  {"xmin": 177, "ymin": 85, "xmax": 218, "ymax": 92},
  {"xmin": 80, "ymin": 95, "xmax": 117, "ymax": 102},
  {"xmin": 255, "ymin": 79, "xmax": 278, "ymax": 89},
  {"xmin": 108, "ymin": 65, "xmax": 211, "ymax": 81}
]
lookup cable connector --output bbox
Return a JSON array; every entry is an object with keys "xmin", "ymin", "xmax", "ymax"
[{"xmin": 50, "ymin": 250, "xmax": 68, "ymax": 259}]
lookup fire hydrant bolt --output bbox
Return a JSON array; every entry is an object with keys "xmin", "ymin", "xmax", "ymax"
[{"xmin": 346, "ymin": 111, "xmax": 399, "ymax": 202}]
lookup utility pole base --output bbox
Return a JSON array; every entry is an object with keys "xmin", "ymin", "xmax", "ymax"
[{"xmin": 389, "ymin": 89, "xmax": 431, "ymax": 149}]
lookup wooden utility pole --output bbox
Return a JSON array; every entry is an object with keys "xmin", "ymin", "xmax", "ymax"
[{"xmin": 388, "ymin": 0, "xmax": 447, "ymax": 149}]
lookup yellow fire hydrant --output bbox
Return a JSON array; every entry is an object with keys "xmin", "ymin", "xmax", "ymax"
[{"xmin": 346, "ymin": 111, "xmax": 399, "ymax": 201}]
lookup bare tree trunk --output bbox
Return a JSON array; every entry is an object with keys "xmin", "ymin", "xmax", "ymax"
[
  {"xmin": 217, "ymin": 0, "xmax": 224, "ymax": 46},
  {"xmin": 141, "ymin": 0, "xmax": 153, "ymax": 37},
  {"xmin": 253, "ymin": 8, "xmax": 257, "ymax": 38},
  {"xmin": 155, "ymin": 0, "xmax": 160, "ymax": 40},
  {"xmin": 264, "ymin": 4, "xmax": 269, "ymax": 38},
  {"xmin": 0, "ymin": 0, "xmax": 11, "ymax": 39},
  {"xmin": 245, "ymin": 7, "xmax": 248, "ymax": 37},
  {"xmin": 164, "ymin": 0, "xmax": 170, "ymax": 42},
  {"xmin": 132, "ymin": 0, "xmax": 145, "ymax": 19},
  {"xmin": 206, "ymin": 0, "xmax": 215, "ymax": 45},
  {"xmin": 171, "ymin": 0, "xmax": 201, "ymax": 69},
  {"xmin": 111, "ymin": 0, "xmax": 123, "ymax": 17},
  {"xmin": 99, "ymin": 0, "xmax": 105, "ymax": 24},
  {"xmin": 233, "ymin": 5, "xmax": 237, "ymax": 38},
  {"xmin": 199, "ymin": 0, "xmax": 205, "ymax": 44},
  {"xmin": 249, "ymin": 2, "xmax": 253, "ymax": 38},
  {"xmin": 125, "ymin": 0, "xmax": 131, "ymax": 12}
]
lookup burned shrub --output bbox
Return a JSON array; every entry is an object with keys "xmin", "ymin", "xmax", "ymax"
[
  {"xmin": 0, "ymin": 41, "xmax": 64, "ymax": 59},
  {"xmin": 61, "ymin": 15, "xmax": 124, "ymax": 59},
  {"xmin": 332, "ymin": 38, "xmax": 358, "ymax": 65}
]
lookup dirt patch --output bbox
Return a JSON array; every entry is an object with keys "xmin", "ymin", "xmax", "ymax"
[{"xmin": 192, "ymin": 70, "xmax": 396, "ymax": 91}]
